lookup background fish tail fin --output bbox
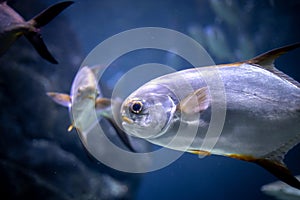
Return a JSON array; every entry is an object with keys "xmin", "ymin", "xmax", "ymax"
[
  {"xmin": 29, "ymin": 1, "xmax": 74, "ymax": 28},
  {"xmin": 25, "ymin": 1, "xmax": 73, "ymax": 63},
  {"xmin": 25, "ymin": 32, "xmax": 58, "ymax": 64}
]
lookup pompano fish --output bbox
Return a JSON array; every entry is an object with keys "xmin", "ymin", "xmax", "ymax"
[
  {"xmin": 47, "ymin": 66, "xmax": 135, "ymax": 152},
  {"xmin": 261, "ymin": 175, "xmax": 300, "ymax": 200},
  {"xmin": 0, "ymin": 1, "xmax": 73, "ymax": 64},
  {"xmin": 121, "ymin": 43, "xmax": 300, "ymax": 189}
]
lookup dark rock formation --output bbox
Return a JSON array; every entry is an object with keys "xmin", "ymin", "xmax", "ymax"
[{"xmin": 0, "ymin": 1, "xmax": 140, "ymax": 199}]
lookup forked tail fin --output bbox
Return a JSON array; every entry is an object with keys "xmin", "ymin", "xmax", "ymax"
[
  {"xmin": 25, "ymin": 1, "xmax": 74, "ymax": 64},
  {"xmin": 29, "ymin": 1, "xmax": 74, "ymax": 28},
  {"xmin": 25, "ymin": 32, "xmax": 58, "ymax": 64}
]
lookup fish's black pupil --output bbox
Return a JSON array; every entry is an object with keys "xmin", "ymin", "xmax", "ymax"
[
  {"xmin": 132, "ymin": 103, "xmax": 141, "ymax": 112},
  {"xmin": 131, "ymin": 101, "xmax": 143, "ymax": 114}
]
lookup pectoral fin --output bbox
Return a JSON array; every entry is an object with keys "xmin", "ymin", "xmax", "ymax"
[
  {"xmin": 178, "ymin": 87, "xmax": 210, "ymax": 114},
  {"xmin": 47, "ymin": 92, "xmax": 71, "ymax": 107}
]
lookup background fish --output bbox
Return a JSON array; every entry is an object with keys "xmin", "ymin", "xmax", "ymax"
[
  {"xmin": 261, "ymin": 175, "xmax": 300, "ymax": 200},
  {"xmin": 47, "ymin": 65, "xmax": 135, "ymax": 152},
  {"xmin": 0, "ymin": 1, "xmax": 73, "ymax": 64},
  {"xmin": 121, "ymin": 43, "xmax": 300, "ymax": 189}
]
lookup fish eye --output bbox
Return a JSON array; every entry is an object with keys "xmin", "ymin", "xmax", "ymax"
[{"xmin": 130, "ymin": 100, "xmax": 143, "ymax": 114}]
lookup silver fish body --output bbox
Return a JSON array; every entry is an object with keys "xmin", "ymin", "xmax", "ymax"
[
  {"xmin": 122, "ymin": 63, "xmax": 300, "ymax": 157},
  {"xmin": 69, "ymin": 66, "xmax": 100, "ymax": 141}
]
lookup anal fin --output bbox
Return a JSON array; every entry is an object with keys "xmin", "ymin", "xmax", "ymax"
[
  {"xmin": 187, "ymin": 149, "xmax": 211, "ymax": 156},
  {"xmin": 228, "ymin": 154, "xmax": 300, "ymax": 190},
  {"xmin": 254, "ymin": 158, "xmax": 300, "ymax": 190}
]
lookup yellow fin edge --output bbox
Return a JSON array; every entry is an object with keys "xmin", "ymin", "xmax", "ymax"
[
  {"xmin": 67, "ymin": 124, "xmax": 74, "ymax": 132},
  {"xmin": 187, "ymin": 149, "xmax": 211, "ymax": 156}
]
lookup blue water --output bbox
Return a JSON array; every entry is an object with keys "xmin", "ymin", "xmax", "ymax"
[
  {"xmin": 63, "ymin": 0, "xmax": 300, "ymax": 199},
  {"xmin": 135, "ymin": 145, "xmax": 300, "ymax": 200}
]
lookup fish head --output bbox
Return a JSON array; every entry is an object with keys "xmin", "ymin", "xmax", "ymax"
[{"xmin": 121, "ymin": 85, "xmax": 177, "ymax": 139}]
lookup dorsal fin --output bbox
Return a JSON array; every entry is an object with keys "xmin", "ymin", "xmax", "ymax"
[
  {"xmin": 89, "ymin": 65, "xmax": 106, "ymax": 78},
  {"xmin": 269, "ymin": 67, "xmax": 300, "ymax": 88},
  {"xmin": 245, "ymin": 43, "xmax": 300, "ymax": 88},
  {"xmin": 246, "ymin": 43, "xmax": 300, "ymax": 68}
]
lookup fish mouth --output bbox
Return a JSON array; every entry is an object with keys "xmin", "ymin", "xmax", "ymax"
[{"xmin": 122, "ymin": 116, "xmax": 133, "ymax": 124}]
